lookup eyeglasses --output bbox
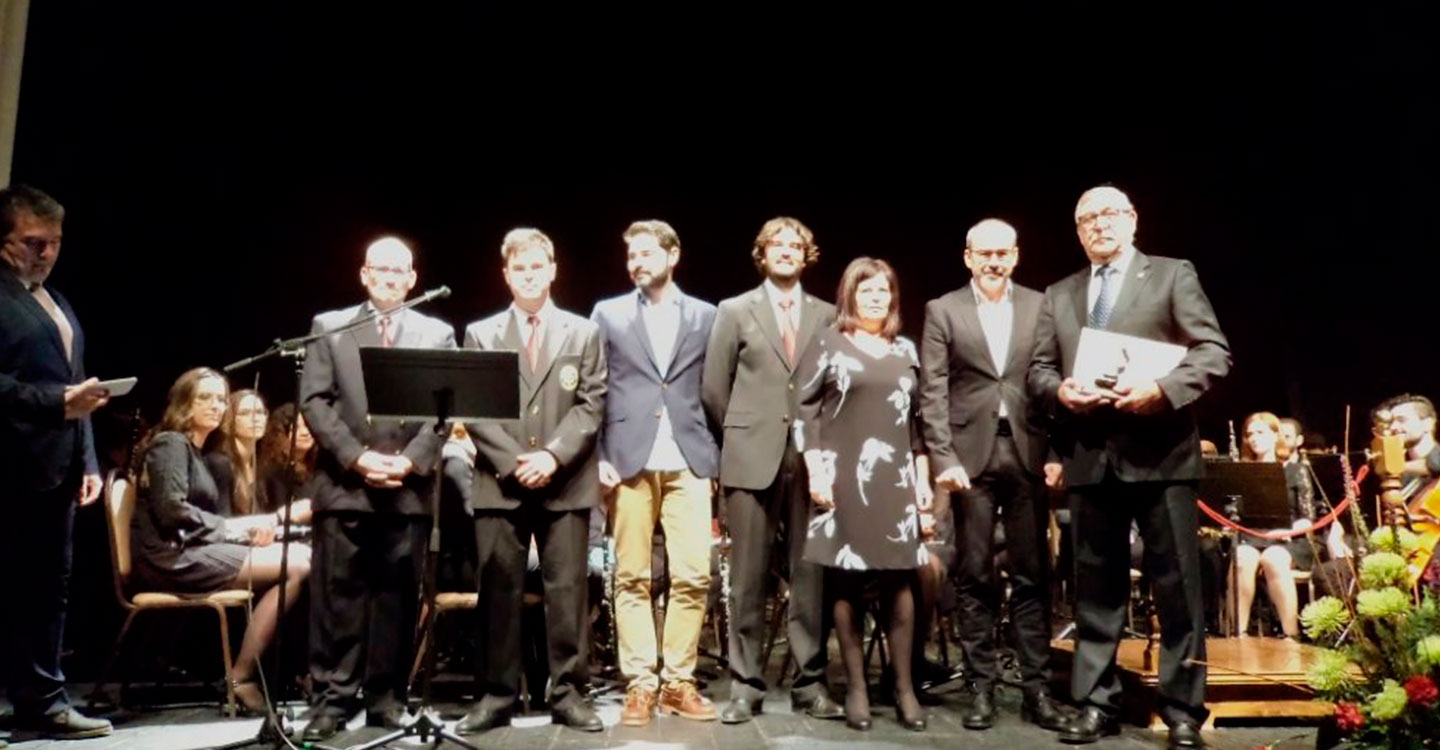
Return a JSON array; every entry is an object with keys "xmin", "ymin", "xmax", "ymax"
[
  {"xmin": 1076, "ymin": 207, "xmax": 1134, "ymax": 228},
  {"xmin": 364, "ymin": 264, "xmax": 411, "ymax": 276},
  {"xmin": 966, "ymin": 248, "xmax": 1016, "ymax": 262}
]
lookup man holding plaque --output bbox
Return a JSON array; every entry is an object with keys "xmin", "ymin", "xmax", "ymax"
[{"xmin": 1027, "ymin": 186, "xmax": 1230, "ymax": 749}]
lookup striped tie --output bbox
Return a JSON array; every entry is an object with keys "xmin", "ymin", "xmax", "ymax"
[{"xmin": 1088, "ymin": 265, "xmax": 1117, "ymax": 329}]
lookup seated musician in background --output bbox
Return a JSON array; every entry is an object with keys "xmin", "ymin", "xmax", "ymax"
[
  {"xmin": 131, "ymin": 368, "xmax": 312, "ymax": 714},
  {"xmin": 208, "ymin": 390, "xmax": 312, "ymax": 525},
  {"xmin": 1367, "ymin": 394, "xmax": 1440, "ymax": 592},
  {"xmin": 1232, "ymin": 412, "xmax": 1313, "ymax": 639},
  {"xmin": 1381, "ymin": 394, "xmax": 1440, "ymax": 479},
  {"xmin": 255, "ymin": 403, "xmax": 318, "ymax": 522}
]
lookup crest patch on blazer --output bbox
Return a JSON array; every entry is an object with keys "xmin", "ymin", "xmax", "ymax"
[{"xmin": 559, "ymin": 363, "xmax": 580, "ymax": 391}]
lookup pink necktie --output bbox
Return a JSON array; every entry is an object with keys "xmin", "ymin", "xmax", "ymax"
[
  {"xmin": 378, "ymin": 315, "xmax": 395, "ymax": 348},
  {"xmin": 525, "ymin": 315, "xmax": 541, "ymax": 371},
  {"xmin": 778, "ymin": 298, "xmax": 797, "ymax": 366}
]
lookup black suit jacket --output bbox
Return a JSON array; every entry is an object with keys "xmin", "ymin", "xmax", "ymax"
[
  {"xmin": 300, "ymin": 304, "xmax": 457, "ymax": 515},
  {"xmin": 0, "ymin": 268, "xmax": 97, "ymax": 493},
  {"xmin": 463, "ymin": 305, "xmax": 607, "ymax": 513},
  {"xmin": 919, "ymin": 283, "xmax": 1047, "ymax": 477},
  {"xmin": 1027, "ymin": 251, "xmax": 1231, "ymax": 487},
  {"xmin": 701, "ymin": 284, "xmax": 836, "ymax": 491}
]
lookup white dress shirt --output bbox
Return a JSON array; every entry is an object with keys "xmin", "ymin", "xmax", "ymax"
[
  {"xmin": 970, "ymin": 279, "xmax": 1014, "ymax": 417},
  {"xmin": 509, "ymin": 297, "xmax": 557, "ymax": 353},
  {"xmin": 640, "ymin": 285, "xmax": 688, "ymax": 471},
  {"xmin": 762, "ymin": 277, "xmax": 803, "ymax": 337}
]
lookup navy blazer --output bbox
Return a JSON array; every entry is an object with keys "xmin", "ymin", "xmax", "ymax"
[
  {"xmin": 591, "ymin": 289, "xmax": 719, "ymax": 480},
  {"xmin": 0, "ymin": 268, "xmax": 97, "ymax": 493}
]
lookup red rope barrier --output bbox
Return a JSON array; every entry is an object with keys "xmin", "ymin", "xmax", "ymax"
[{"xmin": 1196, "ymin": 465, "xmax": 1368, "ymax": 541}]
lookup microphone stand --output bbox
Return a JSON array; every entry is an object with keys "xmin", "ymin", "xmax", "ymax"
[{"xmin": 211, "ymin": 288, "xmax": 450, "ymax": 750}]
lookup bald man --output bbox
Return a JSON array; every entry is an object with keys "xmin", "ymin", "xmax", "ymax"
[
  {"xmin": 299, "ymin": 238, "xmax": 457, "ymax": 742},
  {"xmin": 918, "ymin": 219, "xmax": 1065, "ymax": 732},
  {"xmin": 1028, "ymin": 187, "xmax": 1230, "ymax": 749}
]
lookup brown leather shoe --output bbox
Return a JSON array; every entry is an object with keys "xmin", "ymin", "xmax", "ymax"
[
  {"xmin": 659, "ymin": 681, "xmax": 718, "ymax": 721},
  {"xmin": 621, "ymin": 686, "xmax": 657, "ymax": 727}
]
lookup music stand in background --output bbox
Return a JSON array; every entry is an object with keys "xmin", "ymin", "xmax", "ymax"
[
  {"xmin": 1198, "ymin": 460, "xmax": 1291, "ymax": 637},
  {"xmin": 345, "ymin": 347, "xmax": 519, "ymax": 750}
]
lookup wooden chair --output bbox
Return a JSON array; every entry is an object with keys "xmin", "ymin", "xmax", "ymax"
[{"xmin": 88, "ymin": 470, "xmax": 253, "ymax": 716}]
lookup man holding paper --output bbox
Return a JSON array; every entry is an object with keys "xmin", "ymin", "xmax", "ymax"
[{"xmin": 1028, "ymin": 186, "xmax": 1230, "ymax": 749}]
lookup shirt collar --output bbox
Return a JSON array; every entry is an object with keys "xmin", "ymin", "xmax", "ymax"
[
  {"xmin": 1091, "ymin": 244, "xmax": 1136, "ymax": 277},
  {"xmin": 510, "ymin": 296, "xmax": 556, "ymax": 326},
  {"xmin": 969, "ymin": 278, "xmax": 1013, "ymax": 305},
  {"xmin": 638, "ymin": 283, "xmax": 682, "ymax": 308},
  {"xmin": 763, "ymin": 277, "xmax": 802, "ymax": 308}
]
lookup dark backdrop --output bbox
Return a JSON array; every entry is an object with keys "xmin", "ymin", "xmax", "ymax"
[{"xmin": 9, "ymin": 0, "xmax": 1437, "ymax": 684}]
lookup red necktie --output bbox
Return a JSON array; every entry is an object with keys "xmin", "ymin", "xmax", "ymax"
[
  {"xmin": 779, "ymin": 298, "xmax": 797, "ymax": 366},
  {"xmin": 525, "ymin": 314, "xmax": 541, "ymax": 371},
  {"xmin": 378, "ymin": 315, "xmax": 395, "ymax": 348}
]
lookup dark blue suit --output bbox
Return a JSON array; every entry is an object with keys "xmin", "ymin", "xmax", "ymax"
[
  {"xmin": 0, "ymin": 266, "xmax": 97, "ymax": 719},
  {"xmin": 590, "ymin": 289, "xmax": 718, "ymax": 480}
]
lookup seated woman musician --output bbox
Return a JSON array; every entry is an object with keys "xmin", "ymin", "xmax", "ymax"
[
  {"xmin": 1233, "ymin": 411, "xmax": 1317, "ymax": 639},
  {"xmin": 130, "ymin": 368, "xmax": 312, "ymax": 713}
]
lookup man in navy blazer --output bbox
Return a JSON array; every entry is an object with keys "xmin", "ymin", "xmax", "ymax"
[
  {"xmin": 0, "ymin": 185, "xmax": 114, "ymax": 741},
  {"xmin": 590, "ymin": 220, "xmax": 719, "ymax": 726}
]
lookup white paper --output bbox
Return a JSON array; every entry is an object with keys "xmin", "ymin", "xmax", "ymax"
[
  {"xmin": 95, "ymin": 377, "xmax": 138, "ymax": 397},
  {"xmin": 1072, "ymin": 328, "xmax": 1186, "ymax": 392}
]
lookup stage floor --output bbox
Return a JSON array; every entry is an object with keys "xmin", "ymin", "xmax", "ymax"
[{"xmin": 4, "ymin": 682, "xmax": 1320, "ymax": 750}]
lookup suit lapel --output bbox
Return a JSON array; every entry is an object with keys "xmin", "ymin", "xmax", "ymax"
[
  {"xmin": 663, "ymin": 293, "xmax": 692, "ymax": 376},
  {"xmin": 955, "ymin": 289, "xmax": 1000, "ymax": 378},
  {"xmin": 4, "ymin": 274, "xmax": 71, "ymax": 370},
  {"xmin": 499, "ymin": 313, "xmax": 536, "ymax": 391},
  {"xmin": 1003, "ymin": 291, "xmax": 1038, "ymax": 378},
  {"xmin": 795, "ymin": 294, "xmax": 823, "ymax": 371},
  {"xmin": 534, "ymin": 313, "xmax": 572, "ymax": 391},
  {"xmin": 628, "ymin": 293, "xmax": 663, "ymax": 378},
  {"xmin": 348, "ymin": 306, "xmax": 382, "ymax": 350},
  {"xmin": 746, "ymin": 287, "xmax": 790, "ymax": 370},
  {"xmin": 1070, "ymin": 269, "xmax": 1091, "ymax": 330},
  {"xmin": 1106, "ymin": 251, "xmax": 1153, "ymax": 328}
]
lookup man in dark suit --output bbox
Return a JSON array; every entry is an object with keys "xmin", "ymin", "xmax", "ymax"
[
  {"xmin": 591, "ymin": 220, "xmax": 719, "ymax": 726},
  {"xmin": 299, "ymin": 237, "xmax": 457, "ymax": 742},
  {"xmin": 1028, "ymin": 186, "xmax": 1230, "ymax": 749},
  {"xmin": 456, "ymin": 228, "xmax": 607, "ymax": 735},
  {"xmin": 918, "ymin": 219, "xmax": 1067, "ymax": 732},
  {"xmin": 0, "ymin": 185, "xmax": 113, "ymax": 742},
  {"xmin": 702, "ymin": 216, "xmax": 842, "ymax": 724}
]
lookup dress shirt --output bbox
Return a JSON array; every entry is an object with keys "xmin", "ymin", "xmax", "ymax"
[
  {"xmin": 970, "ymin": 279, "xmax": 1013, "ymax": 417},
  {"xmin": 640, "ymin": 286, "xmax": 687, "ymax": 471},
  {"xmin": 1085, "ymin": 244, "xmax": 1136, "ymax": 315}
]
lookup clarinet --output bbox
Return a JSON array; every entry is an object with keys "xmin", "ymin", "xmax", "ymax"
[{"xmin": 1340, "ymin": 450, "xmax": 1370, "ymax": 556}]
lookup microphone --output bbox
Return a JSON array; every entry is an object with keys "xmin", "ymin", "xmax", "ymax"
[{"xmin": 414, "ymin": 285, "xmax": 451, "ymax": 304}]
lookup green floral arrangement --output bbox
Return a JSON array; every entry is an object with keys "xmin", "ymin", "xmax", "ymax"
[{"xmin": 1301, "ymin": 543, "xmax": 1440, "ymax": 748}]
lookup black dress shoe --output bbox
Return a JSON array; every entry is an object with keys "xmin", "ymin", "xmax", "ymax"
[
  {"xmin": 792, "ymin": 692, "xmax": 845, "ymax": 720},
  {"xmin": 1022, "ymin": 690, "xmax": 1071, "ymax": 732},
  {"xmin": 962, "ymin": 689, "xmax": 996, "ymax": 730},
  {"xmin": 456, "ymin": 705, "xmax": 513, "ymax": 735},
  {"xmin": 10, "ymin": 708, "xmax": 113, "ymax": 741},
  {"xmin": 719, "ymin": 698, "xmax": 763, "ymax": 724},
  {"xmin": 551, "ymin": 702, "xmax": 604, "ymax": 732},
  {"xmin": 1060, "ymin": 706, "xmax": 1120, "ymax": 744},
  {"xmin": 301, "ymin": 713, "xmax": 344, "ymax": 743},
  {"xmin": 1169, "ymin": 721, "xmax": 1204, "ymax": 749},
  {"xmin": 366, "ymin": 704, "xmax": 410, "ymax": 729}
]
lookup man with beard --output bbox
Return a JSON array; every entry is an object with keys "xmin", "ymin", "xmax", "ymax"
[
  {"xmin": 456, "ymin": 228, "xmax": 607, "ymax": 735},
  {"xmin": 590, "ymin": 220, "xmax": 719, "ymax": 726},
  {"xmin": 1028, "ymin": 186, "xmax": 1230, "ymax": 749},
  {"xmin": 1379, "ymin": 395, "xmax": 1440, "ymax": 477},
  {"xmin": 702, "ymin": 217, "xmax": 842, "ymax": 724},
  {"xmin": 918, "ymin": 219, "xmax": 1067, "ymax": 732}
]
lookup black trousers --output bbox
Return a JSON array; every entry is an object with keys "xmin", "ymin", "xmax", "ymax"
[
  {"xmin": 309, "ymin": 511, "xmax": 429, "ymax": 716},
  {"xmin": 954, "ymin": 434, "xmax": 1051, "ymax": 691},
  {"xmin": 724, "ymin": 446, "xmax": 829, "ymax": 702},
  {"xmin": 0, "ymin": 481, "xmax": 77, "ymax": 719},
  {"xmin": 1071, "ymin": 476, "xmax": 1208, "ymax": 726},
  {"xmin": 473, "ymin": 505, "xmax": 589, "ymax": 712}
]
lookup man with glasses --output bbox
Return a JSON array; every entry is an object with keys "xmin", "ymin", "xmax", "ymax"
[
  {"xmin": 918, "ymin": 219, "xmax": 1067, "ymax": 733},
  {"xmin": 702, "ymin": 217, "xmax": 842, "ymax": 724},
  {"xmin": 299, "ymin": 237, "xmax": 457, "ymax": 742},
  {"xmin": 1028, "ymin": 186, "xmax": 1230, "ymax": 749},
  {"xmin": 0, "ymin": 185, "xmax": 113, "ymax": 743}
]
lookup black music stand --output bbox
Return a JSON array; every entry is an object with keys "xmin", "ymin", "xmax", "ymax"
[
  {"xmin": 1198, "ymin": 460, "xmax": 1291, "ymax": 637},
  {"xmin": 345, "ymin": 347, "xmax": 519, "ymax": 750}
]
